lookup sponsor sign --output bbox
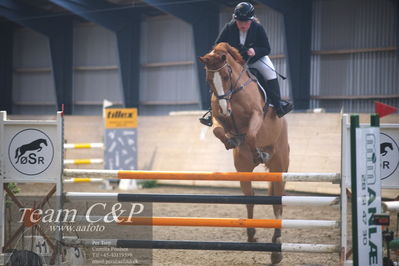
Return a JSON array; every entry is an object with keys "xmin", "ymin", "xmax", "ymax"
[
  {"xmin": 104, "ymin": 108, "xmax": 138, "ymax": 189},
  {"xmin": 105, "ymin": 108, "xmax": 137, "ymax": 129},
  {"xmin": 355, "ymin": 127, "xmax": 382, "ymax": 266}
]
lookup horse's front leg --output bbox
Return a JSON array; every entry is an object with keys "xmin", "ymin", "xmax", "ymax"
[
  {"xmin": 246, "ymin": 111, "xmax": 270, "ymax": 164},
  {"xmin": 213, "ymin": 127, "xmax": 242, "ymax": 150}
]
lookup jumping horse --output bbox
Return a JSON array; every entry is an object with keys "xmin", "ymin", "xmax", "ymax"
[{"xmin": 199, "ymin": 42, "xmax": 289, "ymax": 264}]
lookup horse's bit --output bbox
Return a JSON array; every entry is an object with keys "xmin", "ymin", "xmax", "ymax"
[{"xmin": 206, "ymin": 61, "xmax": 254, "ymax": 137}]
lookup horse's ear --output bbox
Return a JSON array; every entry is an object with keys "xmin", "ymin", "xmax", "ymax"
[{"xmin": 199, "ymin": 56, "xmax": 208, "ymax": 64}]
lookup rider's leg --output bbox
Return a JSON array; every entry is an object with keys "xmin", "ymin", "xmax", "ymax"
[
  {"xmin": 248, "ymin": 56, "xmax": 293, "ymax": 117},
  {"xmin": 266, "ymin": 79, "xmax": 293, "ymax": 117}
]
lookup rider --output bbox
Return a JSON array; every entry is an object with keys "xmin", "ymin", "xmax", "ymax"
[{"xmin": 200, "ymin": 2, "xmax": 293, "ymax": 126}]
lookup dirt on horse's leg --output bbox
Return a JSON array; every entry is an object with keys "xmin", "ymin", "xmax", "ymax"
[{"xmin": 234, "ymin": 147, "xmax": 257, "ymax": 242}]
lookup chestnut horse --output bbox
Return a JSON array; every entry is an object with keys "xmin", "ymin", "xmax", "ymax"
[{"xmin": 199, "ymin": 42, "xmax": 289, "ymax": 264}]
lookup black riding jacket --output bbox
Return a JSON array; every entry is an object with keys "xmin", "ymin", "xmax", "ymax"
[{"xmin": 215, "ymin": 20, "xmax": 271, "ymax": 64}]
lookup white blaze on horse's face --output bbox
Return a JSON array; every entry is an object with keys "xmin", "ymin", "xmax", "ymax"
[{"xmin": 213, "ymin": 72, "xmax": 230, "ymax": 116}]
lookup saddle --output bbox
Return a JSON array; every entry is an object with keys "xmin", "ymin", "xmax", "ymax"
[{"xmin": 247, "ymin": 68, "xmax": 270, "ymax": 108}]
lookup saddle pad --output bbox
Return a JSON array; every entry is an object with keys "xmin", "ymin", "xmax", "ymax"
[{"xmin": 246, "ymin": 69, "xmax": 268, "ymax": 103}]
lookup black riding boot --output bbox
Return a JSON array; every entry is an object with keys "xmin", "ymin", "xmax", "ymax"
[
  {"xmin": 265, "ymin": 78, "xmax": 293, "ymax": 117},
  {"xmin": 199, "ymin": 108, "xmax": 213, "ymax": 127}
]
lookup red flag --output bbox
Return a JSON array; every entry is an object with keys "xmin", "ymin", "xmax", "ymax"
[{"xmin": 374, "ymin": 101, "xmax": 397, "ymax": 117}]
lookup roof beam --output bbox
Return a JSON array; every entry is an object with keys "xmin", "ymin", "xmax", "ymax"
[
  {"xmin": 141, "ymin": 0, "xmax": 217, "ymax": 24},
  {"xmin": 0, "ymin": 0, "xmax": 57, "ymax": 35},
  {"xmin": 48, "ymin": 0, "xmax": 133, "ymax": 32}
]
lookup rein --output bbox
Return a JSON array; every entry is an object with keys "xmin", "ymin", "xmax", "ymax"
[
  {"xmin": 206, "ymin": 57, "xmax": 254, "ymax": 136},
  {"xmin": 205, "ymin": 58, "xmax": 253, "ymax": 101}
]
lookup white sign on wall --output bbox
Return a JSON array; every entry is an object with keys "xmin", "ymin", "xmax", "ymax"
[{"xmin": 0, "ymin": 111, "xmax": 62, "ymax": 183}]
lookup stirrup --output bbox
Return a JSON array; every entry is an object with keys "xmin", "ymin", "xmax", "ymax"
[
  {"xmin": 199, "ymin": 110, "xmax": 213, "ymax": 127},
  {"xmin": 275, "ymin": 101, "xmax": 293, "ymax": 118}
]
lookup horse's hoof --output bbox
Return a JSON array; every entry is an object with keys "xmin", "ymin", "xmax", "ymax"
[
  {"xmin": 271, "ymin": 252, "xmax": 283, "ymax": 264},
  {"xmin": 225, "ymin": 139, "xmax": 236, "ymax": 150},
  {"xmin": 247, "ymin": 228, "xmax": 257, "ymax": 242},
  {"xmin": 225, "ymin": 137, "xmax": 241, "ymax": 150},
  {"xmin": 247, "ymin": 236, "xmax": 257, "ymax": 242},
  {"xmin": 253, "ymin": 149, "xmax": 270, "ymax": 164},
  {"xmin": 271, "ymin": 229, "xmax": 282, "ymax": 264}
]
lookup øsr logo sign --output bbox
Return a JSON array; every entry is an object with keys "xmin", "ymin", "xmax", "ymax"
[
  {"xmin": 380, "ymin": 133, "xmax": 399, "ymax": 180},
  {"xmin": 8, "ymin": 129, "xmax": 54, "ymax": 176}
]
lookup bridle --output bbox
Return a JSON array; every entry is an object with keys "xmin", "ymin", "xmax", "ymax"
[
  {"xmin": 205, "ymin": 57, "xmax": 254, "ymax": 137},
  {"xmin": 205, "ymin": 60, "xmax": 254, "ymax": 101}
]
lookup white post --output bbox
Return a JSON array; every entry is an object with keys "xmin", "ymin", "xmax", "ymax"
[
  {"xmin": 340, "ymin": 114, "xmax": 349, "ymax": 263},
  {"xmin": 0, "ymin": 111, "xmax": 5, "ymax": 251}
]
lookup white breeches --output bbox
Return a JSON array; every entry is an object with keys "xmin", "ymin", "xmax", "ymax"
[{"xmin": 248, "ymin": 56, "xmax": 277, "ymax": 81}]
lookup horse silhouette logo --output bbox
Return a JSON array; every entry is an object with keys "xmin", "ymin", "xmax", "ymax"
[
  {"xmin": 380, "ymin": 133, "xmax": 399, "ymax": 181},
  {"xmin": 14, "ymin": 138, "xmax": 48, "ymax": 164},
  {"xmin": 381, "ymin": 142, "xmax": 393, "ymax": 156},
  {"xmin": 8, "ymin": 128, "xmax": 54, "ymax": 176}
]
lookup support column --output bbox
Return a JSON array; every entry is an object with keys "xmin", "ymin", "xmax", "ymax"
[
  {"xmin": 116, "ymin": 18, "xmax": 141, "ymax": 108},
  {"xmin": 142, "ymin": 0, "xmax": 219, "ymax": 109},
  {"xmin": 283, "ymin": 1, "xmax": 312, "ymax": 110},
  {"xmin": 192, "ymin": 13, "xmax": 219, "ymax": 109},
  {"xmin": 49, "ymin": 0, "xmax": 142, "ymax": 109},
  {"xmin": 256, "ymin": 0, "xmax": 313, "ymax": 110},
  {"xmin": 49, "ymin": 17, "xmax": 73, "ymax": 114},
  {"xmin": 0, "ymin": 22, "xmax": 13, "ymax": 113},
  {"xmin": 0, "ymin": 0, "xmax": 74, "ymax": 114}
]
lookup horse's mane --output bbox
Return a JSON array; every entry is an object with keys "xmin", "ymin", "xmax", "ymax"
[{"xmin": 213, "ymin": 42, "xmax": 245, "ymax": 65}]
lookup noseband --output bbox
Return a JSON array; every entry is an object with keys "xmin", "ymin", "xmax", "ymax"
[{"xmin": 206, "ymin": 61, "xmax": 253, "ymax": 101}]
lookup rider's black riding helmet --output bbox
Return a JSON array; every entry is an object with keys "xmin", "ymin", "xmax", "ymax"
[{"xmin": 233, "ymin": 2, "xmax": 255, "ymax": 21}]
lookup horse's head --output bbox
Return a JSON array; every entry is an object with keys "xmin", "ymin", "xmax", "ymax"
[{"xmin": 199, "ymin": 43, "xmax": 245, "ymax": 117}]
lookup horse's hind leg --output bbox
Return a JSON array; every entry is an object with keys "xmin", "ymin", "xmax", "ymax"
[
  {"xmin": 240, "ymin": 181, "xmax": 257, "ymax": 242},
  {"xmin": 269, "ymin": 180, "xmax": 285, "ymax": 264},
  {"xmin": 233, "ymin": 147, "xmax": 257, "ymax": 242},
  {"xmin": 268, "ymin": 151, "xmax": 289, "ymax": 265}
]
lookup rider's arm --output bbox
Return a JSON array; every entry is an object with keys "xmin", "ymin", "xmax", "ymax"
[{"xmin": 251, "ymin": 23, "xmax": 271, "ymax": 57}]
